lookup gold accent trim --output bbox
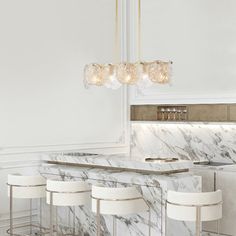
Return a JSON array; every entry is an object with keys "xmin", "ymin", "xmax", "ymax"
[
  {"xmin": 167, "ymin": 200, "xmax": 222, "ymax": 208},
  {"xmin": 7, "ymin": 183, "xmax": 46, "ymax": 187},
  {"xmin": 6, "ymin": 224, "xmax": 50, "ymax": 236},
  {"xmin": 92, "ymin": 196, "xmax": 143, "ymax": 202},
  {"xmin": 46, "ymin": 161, "xmax": 189, "ymax": 175},
  {"xmin": 46, "ymin": 189, "xmax": 91, "ymax": 194}
]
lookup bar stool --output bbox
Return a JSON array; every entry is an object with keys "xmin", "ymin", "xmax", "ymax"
[
  {"xmin": 7, "ymin": 173, "xmax": 47, "ymax": 236},
  {"xmin": 91, "ymin": 185, "xmax": 151, "ymax": 236},
  {"xmin": 46, "ymin": 179, "xmax": 91, "ymax": 236},
  {"xmin": 166, "ymin": 190, "xmax": 222, "ymax": 236}
]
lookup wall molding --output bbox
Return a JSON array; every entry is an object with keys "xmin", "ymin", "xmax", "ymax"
[
  {"xmin": 127, "ymin": 0, "xmax": 236, "ymax": 105},
  {"xmin": 0, "ymin": 87, "xmax": 128, "ymax": 155},
  {"xmin": 0, "ymin": 153, "xmax": 42, "ymax": 168},
  {"xmin": 130, "ymin": 87, "xmax": 236, "ymax": 105},
  {"xmin": 0, "ymin": 0, "xmax": 130, "ymax": 155}
]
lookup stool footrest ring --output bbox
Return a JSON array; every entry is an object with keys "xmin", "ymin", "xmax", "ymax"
[{"xmin": 7, "ymin": 224, "xmax": 51, "ymax": 236}]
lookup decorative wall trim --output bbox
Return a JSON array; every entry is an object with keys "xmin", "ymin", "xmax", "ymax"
[
  {"xmin": 130, "ymin": 88, "xmax": 236, "ymax": 105},
  {"xmin": 0, "ymin": 154, "xmax": 42, "ymax": 168},
  {"xmin": 0, "ymin": 136, "xmax": 128, "ymax": 155},
  {"xmin": 0, "ymin": 0, "xmax": 129, "ymax": 155},
  {"xmin": 0, "ymin": 87, "xmax": 128, "ymax": 155},
  {"xmin": 127, "ymin": 0, "xmax": 236, "ymax": 105}
]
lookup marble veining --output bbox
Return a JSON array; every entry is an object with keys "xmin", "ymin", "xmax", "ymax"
[
  {"xmin": 131, "ymin": 122, "xmax": 236, "ymax": 163},
  {"xmin": 42, "ymin": 153, "xmax": 193, "ymax": 174},
  {"xmin": 40, "ymin": 164, "xmax": 201, "ymax": 236}
]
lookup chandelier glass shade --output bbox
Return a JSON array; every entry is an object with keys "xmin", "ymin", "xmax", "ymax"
[
  {"xmin": 84, "ymin": 0, "xmax": 172, "ymax": 89},
  {"xmin": 116, "ymin": 62, "xmax": 140, "ymax": 85},
  {"xmin": 148, "ymin": 61, "xmax": 172, "ymax": 84},
  {"xmin": 84, "ymin": 63, "xmax": 104, "ymax": 86},
  {"xmin": 84, "ymin": 61, "xmax": 172, "ymax": 88}
]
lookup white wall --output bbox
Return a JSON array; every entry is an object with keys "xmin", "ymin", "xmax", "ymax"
[
  {"xmin": 0, "ymin": 0, "xmax": 128, "ymax": 154},
  {"xmin": 0, "ymin": 1, "xmax": 128, "ymax": 233},
  {"xmin": 129, "ymin": 0, "xmax": 236, "ymax": 104}
]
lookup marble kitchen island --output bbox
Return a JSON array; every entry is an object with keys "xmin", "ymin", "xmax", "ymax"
[{"xmin": 40, "ymin": 153, "xmax": 201, "ymax": 236}]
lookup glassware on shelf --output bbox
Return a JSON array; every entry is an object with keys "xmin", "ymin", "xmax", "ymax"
[
  {"xmin": 183, "ymin": 109, "xmax": 188, "ymax": 120},
  {"xmin": 168, "ymin": 109, "xmax": 171, "ymax": 120},
  {"xmin": 172, "ymin": 108, "xmax": 177, "ymax": 120},
  {"xmin": 157, "ymin": 106, "xmax": 188, "ymax": 121},
  {"xmin": 160, "ymin": 108, "xmax": 165, "ymax": 120},
  {"xmin": 177, "ymin": 109, "xmax": 182, "ymax": 120}
]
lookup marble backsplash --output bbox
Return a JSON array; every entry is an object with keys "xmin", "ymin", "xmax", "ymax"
[{"xmin": 131, "ymin": 122, "xmax": 236, "ymax": 163}]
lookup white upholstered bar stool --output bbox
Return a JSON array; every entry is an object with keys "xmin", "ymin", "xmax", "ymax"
[
  {"xmin": 46, "ymin": 179, "xmax": 91, "ymax": 236},
  {"xmin": 92, "ymin": 185, "xmax": 151, "ymax": 236},
  {"xmin": 7, "ymin": 174, "xmax": 47, "ymax": 236},
  {"xmin": 166, "ymin": 190, "xmax": 222, "ymax": 236}
]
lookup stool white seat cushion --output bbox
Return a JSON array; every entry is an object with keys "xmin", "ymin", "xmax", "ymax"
[
  {"xmin": 92, "ymin": 185, "xmax": 148, "ymax": 215},
  {"xmin": 46, "ymin": 179, "xmax": 91, "ymax": 207},
  {"xmin": 8, "ymin": 174, "xmax": 46, "ymax": 199},
  {"xmin": 167, "ymin": 190, "xmax": 222, "ymax": 222}
]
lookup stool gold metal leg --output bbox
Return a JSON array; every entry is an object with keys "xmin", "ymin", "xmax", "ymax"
[
  {"xmin": 96, "ymin": 199, "xmax": 101, "ymax": 236},
  {"xmin": 217, "ymin": 219, "xmax": 220, "ymax": 236},
  {"xmin": 78, "ymin": 207, "xmax": 80, "ymax": 235},
  {"xmin": 55, "ymin": 206, "xmax": 58, "ymax": 234},
  {"xmin": 165, "ymin": 201, "xmax": 167, "ymax": 236},
  {"xmin": 196, "ymin": 206, "xmax": 201, "ymax": 236},
  {"xmin": 148, "ymin": 207, "xmax": 151, "ymax": 236},
  {"xmin": 73, "ymin": 206, "xmax": 76, "ymax": 236},
  {"xmin": 50, "ymin": 192, "xmax": 54, "ymax": 236},
  {"xmin": 39, "ymin": 198, "xmax": 42, "ymax": 236},
  {"xmin": 113, "ymin": 216, "xmax": 116, "ymax": 236},
  {"xmin": 30, "ymin": 199, "xmax": 32, "ymax": 235},
  {"xmin": 10, "ymin": 185, "xmax": 13, "ymax": 236}
]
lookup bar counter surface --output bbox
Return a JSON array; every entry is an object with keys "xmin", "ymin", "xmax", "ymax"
[{"xmin": 43, "ymin": 152, "xmax": 193, "ymax": 174}]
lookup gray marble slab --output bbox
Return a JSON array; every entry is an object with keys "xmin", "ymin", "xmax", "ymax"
[{"xmin": 131, "ymin": 122, "xmax": 236, "ymax": 163}]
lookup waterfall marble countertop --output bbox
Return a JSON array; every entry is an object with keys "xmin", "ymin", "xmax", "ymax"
[{"xmin": 42, "ymin": 153, "xmax": 193, "ymax": 174}]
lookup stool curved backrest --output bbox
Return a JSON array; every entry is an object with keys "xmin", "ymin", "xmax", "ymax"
[
  {"xmin": 167, "ymin": 190, "xmax": 222, "ymax": 222},
  {"xmin": 46, "ymin": 179, "xmax": 91, "ymax": 206},
  {"xmin": 92, "ymin": 185, "xmax": 148, "ymax": 215},
  {"xmin": 8, "ymin": 174, "xmax": 46, "ymax": 199}
]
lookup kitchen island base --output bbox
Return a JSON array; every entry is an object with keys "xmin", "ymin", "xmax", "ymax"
[{"xmin": 40, "ymin": 164, "xmax": 201, "ymax": 236}]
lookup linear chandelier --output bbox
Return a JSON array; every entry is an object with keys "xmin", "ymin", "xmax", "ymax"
[{"xmin": 84, "ymin": 0, "xmax": 172, "ymax": 89}]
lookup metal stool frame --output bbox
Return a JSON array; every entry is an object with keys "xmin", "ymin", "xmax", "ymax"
[
  {"xmin": 92, "ymin": 195, "xmax": 151, "ymax": 236},
  {"xmin": 166, "ymin": 200, "xmax": 222, "ymax": 236},
  {"xmin": 46, "ymin": 188, "xmax": 91, "ymax": 236},
  {"xmin": 7, "ymin": 183, "xmax": 49, "ymax": 236},
  {"xmin": 60, "ymin": 175, "xmax": 163, "ymax": 235}
]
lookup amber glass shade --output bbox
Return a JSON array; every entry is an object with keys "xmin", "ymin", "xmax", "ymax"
[
  {"xmin": 84, "ymin": 63, "xmax": 105, "ymax": 86},
  {"xmin": 116, "ymin": 63, "xmax": 140, "ymax": 85},
  {"xmin": 148, "ymin": 61, "xmax": 172, "ymax": 84}
]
